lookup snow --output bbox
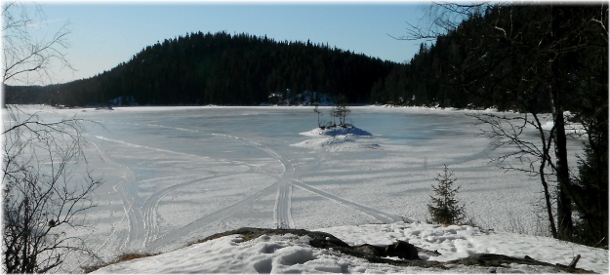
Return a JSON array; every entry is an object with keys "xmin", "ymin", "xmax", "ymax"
[
  {"xmin": 299, "ymin": 124, "xmax": 373, "ymax": 137},
  {"xmin": 293, "ymin": 125, "xmax": 377, "ymax": 152},
  {"xmin": 92, "ymin": 222, "xmax": 609, "ymax": 274},
  {"xmin": 541, "ymin": 121, "xmax": 587, "ymax": 136},
  {"xmin": 6, "ymin": 104, "xmax": 604, "ymax": 273},
  {"xmin": 322, "ymin": 222, "xmax": 608, "ymax": 271}
]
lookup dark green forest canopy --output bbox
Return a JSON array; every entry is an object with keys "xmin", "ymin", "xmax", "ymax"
[
  {"xmin": 4, "ymin": 4, "xmax": 607, "ymax": 111},
  {"xmin": 372, "ymin": 4, "xmax": 608, "ymax": 112},
  {"xmin": 4, "ymin": 31, "xmax": 400, "ymax": 106}
]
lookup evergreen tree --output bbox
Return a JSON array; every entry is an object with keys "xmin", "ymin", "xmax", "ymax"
[
  {"xmin": 428, "ymin": 165, "xmax": 465, "ymax": 225},
  {"xmin": 573, "ymin": 137, "xmax": 609, "ymax": 248}
]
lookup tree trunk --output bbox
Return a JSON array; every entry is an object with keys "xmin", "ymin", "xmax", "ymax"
[
  {"xmin": 550, "ymin": 5, "xmax": 573, "ymax": 241},
  {"xmin": 553, "ymin": 100, "xmax": 573, "ymax": 240}
]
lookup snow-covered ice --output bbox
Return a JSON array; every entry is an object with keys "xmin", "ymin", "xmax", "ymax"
[{"xmin": 7, "ymin": 105, "xmax": 604, "ymax": 273}]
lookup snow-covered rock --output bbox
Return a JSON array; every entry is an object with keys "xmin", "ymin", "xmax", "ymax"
[
  {"xmin": 300, "ymin": 124, "xmax": 373, "ymax": 137},
  {"xmin": 91, "ymin": 222, "xmax": 608, "ymax": 274},
  {"xmin": 293, "ymin": 125, "xmax": 378, "ymax": 152}
]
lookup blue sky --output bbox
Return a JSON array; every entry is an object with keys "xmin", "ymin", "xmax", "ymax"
[{"xmin": 34, "ymin": 2, "xmax": 432, "ymax": 85}]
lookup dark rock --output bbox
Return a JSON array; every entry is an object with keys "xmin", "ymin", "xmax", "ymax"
[
  {"xmin": 354, "ymin": 244, "xmax": 386, "ymax": 257},
  {"xmin": 196, "ymin": 227, "xmax": 350, "ymax": 248},
  {"xmin": 385, "ymin": 240, "xmax": 420, "ymax": 260}
]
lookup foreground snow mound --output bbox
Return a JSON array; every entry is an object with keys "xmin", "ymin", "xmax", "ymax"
[
  {"xmin": 94, "ymin": 233, "xmax": 387, "ymax": 274},
  {"xmin": 92, "ymin": 222, "xmax": 608, "ymax": 274},
  {"xmin": 320, "ymin": 222, "xmax": 609, "ymax": 273}
]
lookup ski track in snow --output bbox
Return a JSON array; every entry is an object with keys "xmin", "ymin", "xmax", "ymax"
[
  {"xmin": 94, "ymin": 135, "xmax": 234, "ymax": 252},
  {"xmin": 292, "ymin": 179, "xmax": 406, "ymax": 223},
  {"xmin": 101, "ymin": 130, "xmax": 295, "ymax": 252},
  {"xmin": 91, "ymin": 122, "xmax": 408, "ymax": 254},
  {"xmin": 141, "ymin": 175, "xmax": 219, "ymax": 245},
  {"xmin": 144, "ymin": 179, "xmax": 279, "ymax": 251},
  {"xmin": 89, "ymin": 142, "xmax": 130, "ymax": 255},
  {"xmin": 89, "ymin": 140, "xmax": 139, "ymax": 253},
  {"xmin": 274, "ymin": 181, "xmax": 294, "ymax": 229},
  {"xmin": 211, "ymin": 133, "xmax": 296, "ymax": 233}
]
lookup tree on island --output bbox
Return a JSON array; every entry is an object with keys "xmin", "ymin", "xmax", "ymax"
[
  {"xmin": 316, "ymin": 104, "xmax": 352, "ymax": 130},
  {"xmin": 314, "ymin": 104, "xmax": 323, "ymax": 128},
  {"xmin": 332, "ymin": 105, "xmax": 351, "ymax": 128}
]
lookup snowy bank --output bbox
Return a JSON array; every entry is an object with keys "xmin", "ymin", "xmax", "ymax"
[
  {"xmin": 92, "ymin": 222, "xmax": 608, "ymax": 274},
  {"xmin": 321, "ymin": 222, "xmax": 608, "ymax": 273}
]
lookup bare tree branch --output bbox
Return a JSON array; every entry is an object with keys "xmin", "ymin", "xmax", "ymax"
[
  {"xmin": 2, "ymin": 2, "xmax": 74, "ymax": 85},
  {"xmin": 2, "ymin": 105, "xmax": 102, "ymax": 273}
]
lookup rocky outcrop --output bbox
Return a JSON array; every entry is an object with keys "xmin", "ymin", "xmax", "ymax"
[
  {"xmin": 352, "ymin": 240, "xmax": 419, "ymax": 260},
  {"xmin": 194, "ymin": 227, "xmax": 595, "ymax": 273}
]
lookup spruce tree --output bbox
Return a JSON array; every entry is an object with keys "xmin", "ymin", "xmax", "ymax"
[{"xmin": 428, "ymin": 165, "xmax": 465, "ymax": 225}]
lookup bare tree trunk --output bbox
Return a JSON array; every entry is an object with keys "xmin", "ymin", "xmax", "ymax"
[
  {"xmin": 549, "ymin": 5, "xmax": 573, "ymax": 241},
  {"xmin": 533, "ymin": 114, "xmax": 558, "ymax": 238},
  {"xmin": 552, "ymin": 91, "xmax": 573, "ymax": 240}
]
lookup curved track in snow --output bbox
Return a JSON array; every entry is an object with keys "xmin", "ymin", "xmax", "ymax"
[
  {"xmin": 94, "ymin": 135, "xmax": 239, "ymax": 252},
  {"xmin": 291, "ymin": 179, "xmax": 404, "ymax": 224},
  {"xmin": 92, "ymin": 122, "xmax": 402, "ymax": 254},
  {"xmin": 89, "ymin": 140, "xmax": 142, "ymax": 253},
  {"xmin": 143, "ymin": 133, "xmax": 298, "ymax": 251},
  {"xmin": 141, "ymin": 175, "xmax": 219, "ymax": 245},
  {"xmin": 211, "ymin": 133, "xmax": 296, "ymax": 230},
  {"xmin": 89, "ymin": 142, "xmax": 132, "ymax": 255}
]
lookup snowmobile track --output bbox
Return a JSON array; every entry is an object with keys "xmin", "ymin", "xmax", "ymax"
[{"xmin": 292, "ymin": 179, "xmax": 404, "ymax": 224}]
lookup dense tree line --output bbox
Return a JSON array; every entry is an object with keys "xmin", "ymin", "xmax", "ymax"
[
  {"xmin": 5, "ymin": 32, "xmax": 397, "ymax": 106},
  {"xmin": 373, "ymin": 10, "xmax": 526, "ymax": 109},
  {"xmin": 373, "ymin": 4, "xmax": 606, "ymax": 114},
  {"xmin": 388, "ymin": 3, "xmax": 607, "ymax": 247}
]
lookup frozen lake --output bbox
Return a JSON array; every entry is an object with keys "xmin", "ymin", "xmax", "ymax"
[{"xmin": 16, "ymin": 105, "xmax": 585, "ymax": 265}]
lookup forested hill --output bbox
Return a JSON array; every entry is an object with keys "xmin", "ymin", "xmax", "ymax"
[
  {"xmin": 5, "ymin": 31, "xmax": 401, "ymax": 106},
  {"xmin": 5, "ymin": 5, "xmax": 605, "ymax": 111}
]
